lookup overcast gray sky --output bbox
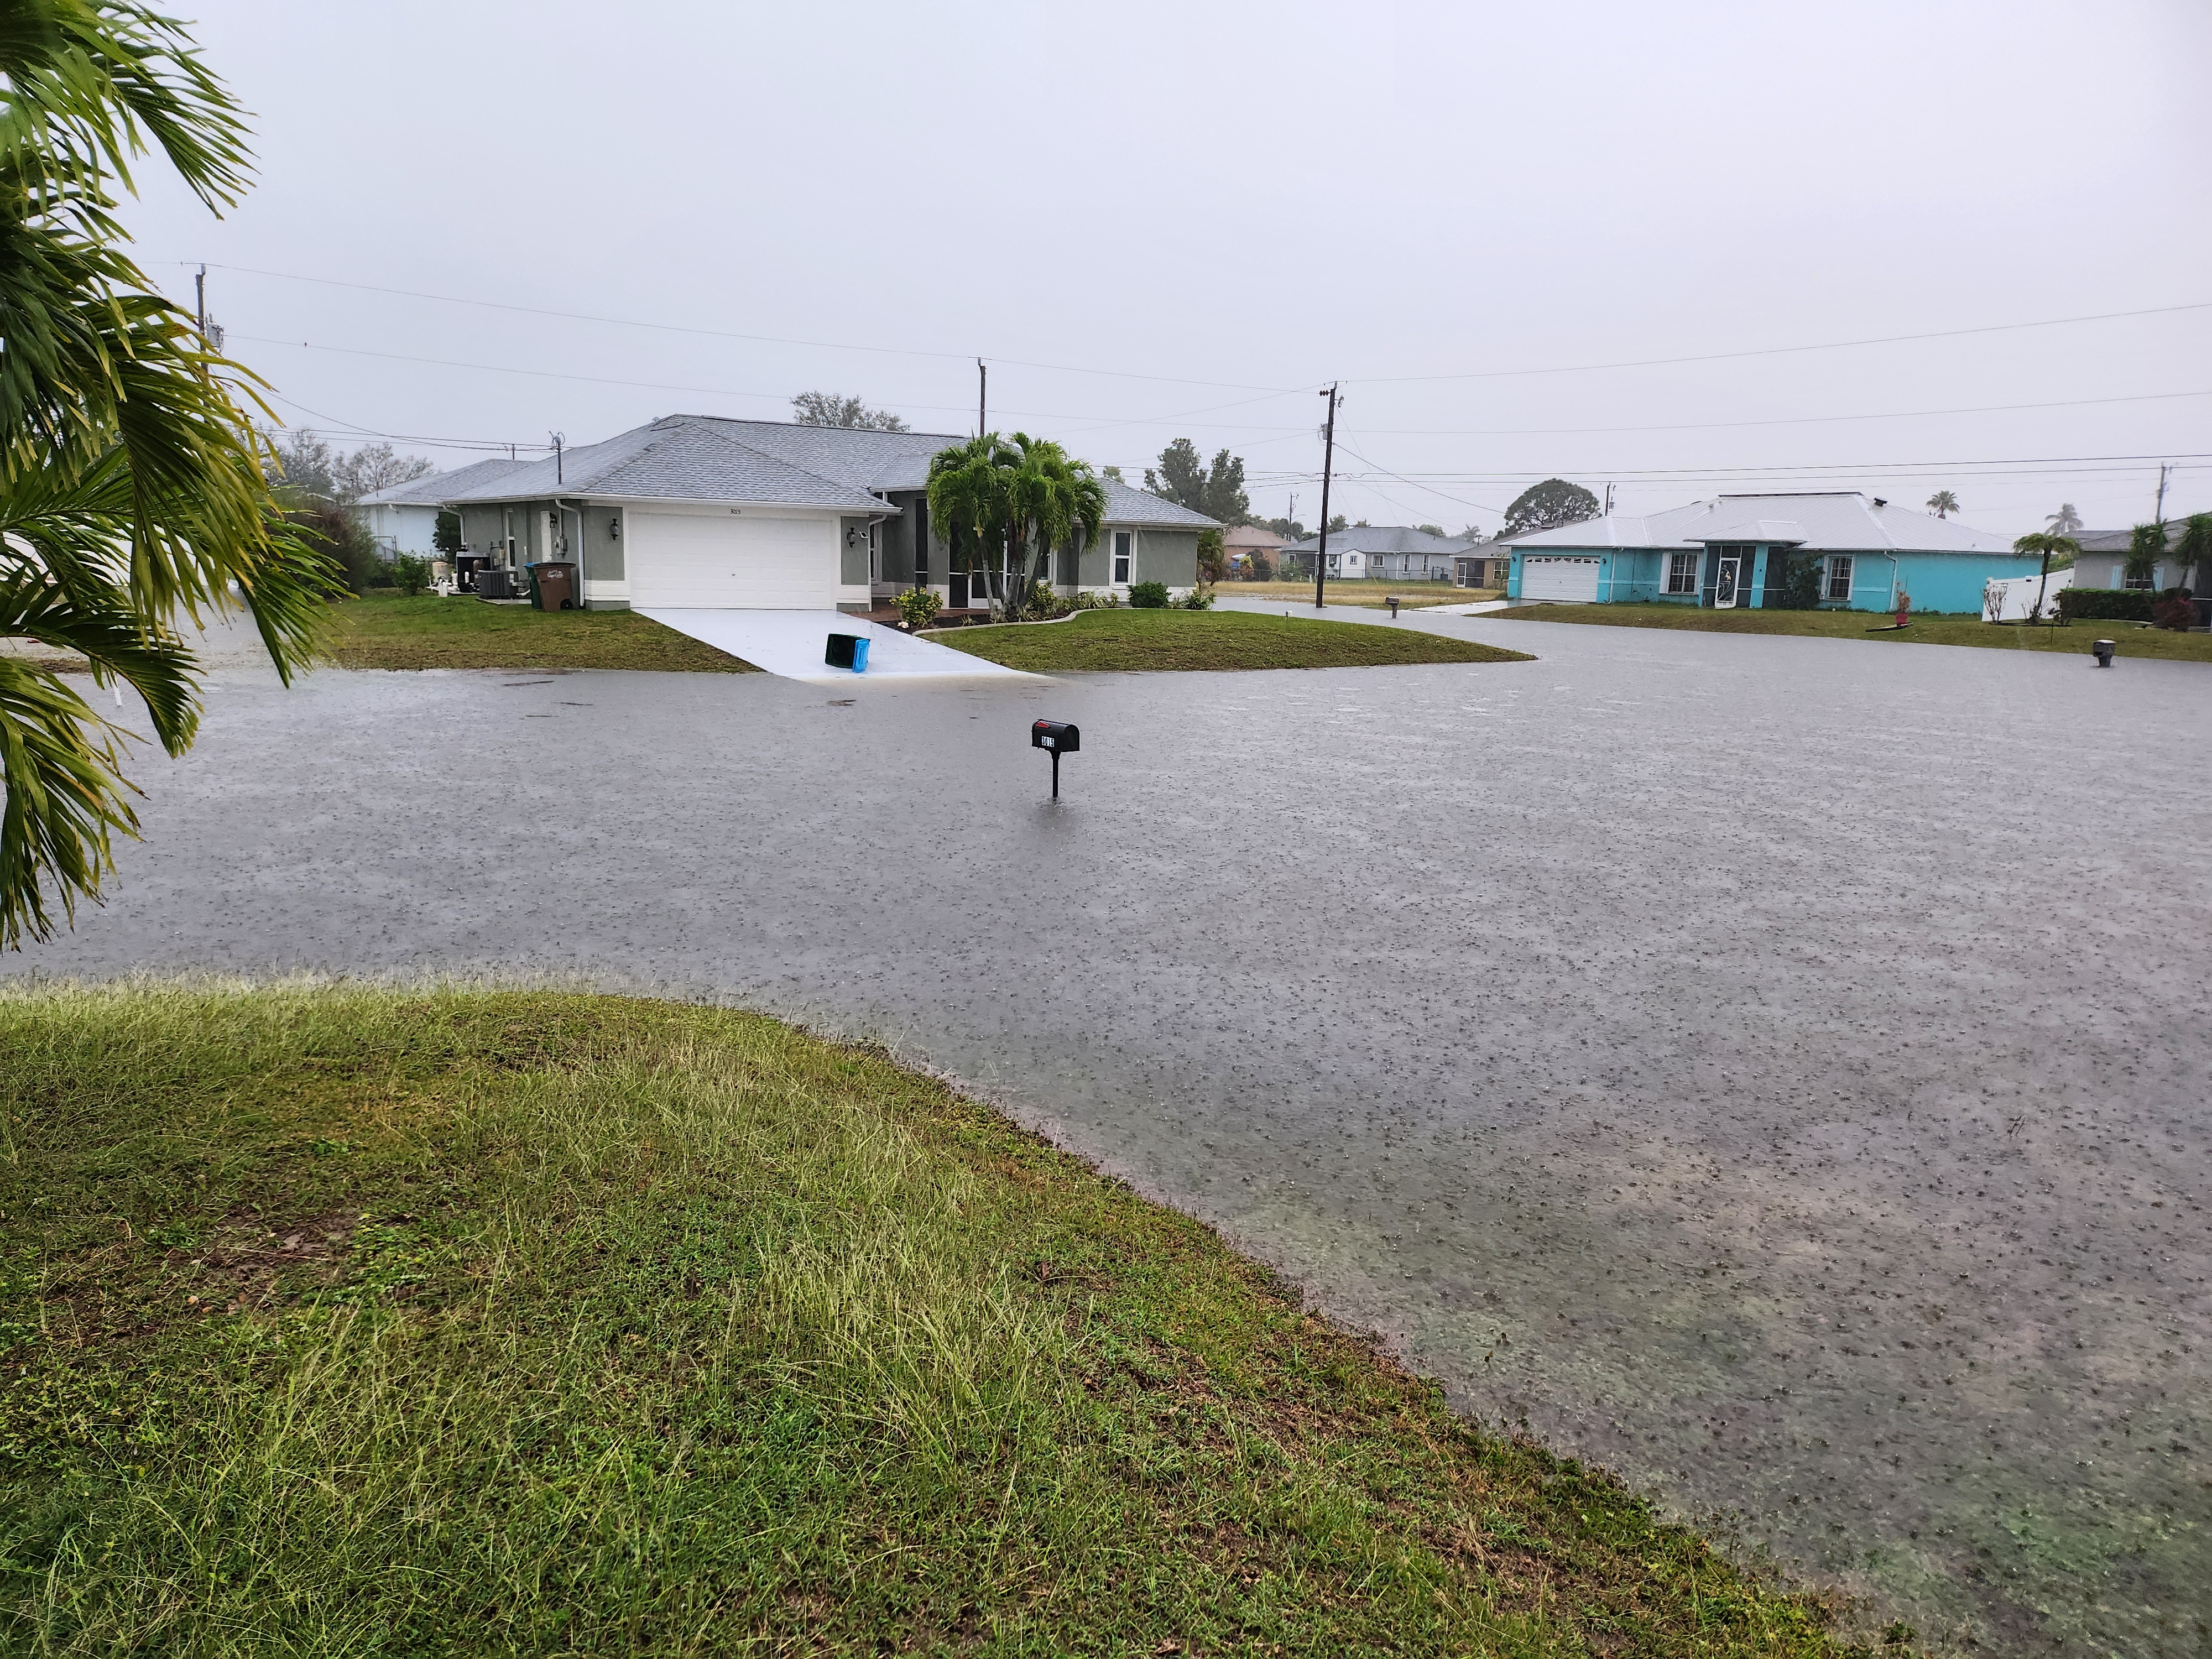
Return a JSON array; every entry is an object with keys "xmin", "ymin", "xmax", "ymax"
[{"xmin": 135, "ymin": 0, "xmax": 2211, "ymax": 536}]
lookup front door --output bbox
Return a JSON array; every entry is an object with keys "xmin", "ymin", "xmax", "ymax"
[{"xmin": 1714, "ymin": 556, "xmax": 1740, "ymax": 609}]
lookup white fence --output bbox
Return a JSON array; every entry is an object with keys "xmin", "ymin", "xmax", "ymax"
[{"xmin": 1982, "ymin": 566, "xmax": 2075, "ymax": 623}]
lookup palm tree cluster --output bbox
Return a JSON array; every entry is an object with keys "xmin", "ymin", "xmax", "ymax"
[
  {"xmin": 925, "ymin": 434, "xmax": 1107, "ymax": 622},
  {"xmin": 1, "ymin": 1, "xmax": 337, "ymax": 946}
]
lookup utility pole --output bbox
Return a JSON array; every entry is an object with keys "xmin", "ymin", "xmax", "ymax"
[
  {"xmin": 194, "ymin": 264, "xmax": 207, "ymax": 336},
  {"xmin": 1604, "ymin": 481, "xmax": 1615, "ymax": 515},
  {"xmin": 977, "ymin": 359, "xmax": 987, "ymax": 438},
  {"xmin": 2154, "ymin": 461, "xmax": 2171, "ymax": 524},
  {"xmin": 1313, "ymin": 384, "xmax": 1339, "ymax": 609}
]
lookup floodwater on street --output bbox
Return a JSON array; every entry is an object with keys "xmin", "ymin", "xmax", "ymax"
[{"xmin": 8, "ymin": 612, "xmax": 2207, "ymax": 1656}]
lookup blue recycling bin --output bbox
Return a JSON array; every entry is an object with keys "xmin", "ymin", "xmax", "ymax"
[{"xmin": 851, "ymin": 637, "xmax": 870, "ymax": 672}]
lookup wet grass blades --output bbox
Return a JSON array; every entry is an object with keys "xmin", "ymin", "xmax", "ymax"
[
  {"xmin": 328, "ymin": 592, "xmax": 759, "ymax": 672},
  {"xmin": 1, "ymin": 985, "xmax": 1886, "ymax": 1655},
  {"xmin": 935, "ymin": 608, "xmax": 1531, "ymax": 673}
]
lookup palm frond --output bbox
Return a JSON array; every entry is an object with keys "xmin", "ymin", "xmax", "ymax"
[{"xmin": 0, "ymin": 653, "xmax": 142, "ymax": 948}]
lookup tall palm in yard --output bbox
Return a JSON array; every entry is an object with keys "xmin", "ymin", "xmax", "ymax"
[
  {"xmin": 2177, "ymin": 513, "xmax": 2212, "ymax": 592},
  {"xmin": 925, "ymin": 433, "xmax": 1014, "ymax": 613},
  {"xmin": 2012, "ymin": 533, "xmax": 2079, "ymax": 624},
  {"xmin": 2046, "ymin": 503, "xmax": 2084, "ymax": 536},
  {"xmin": 1002, "ymin": 434, "xmax": 1106, "ymax": 620},
  {"xmin": 0, "ymin": 0, "xmax": 337, "ymax": 946},
  {"xmin": 2125, "ymin": 521, "xmax": 2167, "ymax": 591},
  {"xmin": 1926, "ymin": 489, "xmax": 1959, "ymax": 519},
  {"xmin": 926, "ymin": 432, "xmax": 1105, "ymax": 621}
]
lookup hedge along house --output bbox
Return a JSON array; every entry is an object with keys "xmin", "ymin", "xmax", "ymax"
[
  {"xmin": 1503, "ymin": 492, "xmax": 2026, "ymax": 612},
  {"xmin": 439, "ymin": 414, "xmax": 1213, "ymax": 614}
]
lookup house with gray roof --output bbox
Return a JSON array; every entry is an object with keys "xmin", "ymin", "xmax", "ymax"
[
  {"xmin": 437, "ymin": 414, "xmax": 1217, "ymax": 613},
  {"xmin": 2065, "ymin": 528, "xmax": 2195, "ymax": 594},
  {"xmin": 1502, "ymin": 492, "xmax": 2033, "ymax": 612},
  {"xmin": 1279, "ymin": 524, "xmax": 1475, "ymax": 583},
  {"xmin": 357, "ymin": 456, "xmax": 528, "ymax": 556}
]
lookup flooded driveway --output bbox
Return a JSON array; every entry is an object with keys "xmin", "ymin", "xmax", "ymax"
[{"xmin": 9, "ymin": 615, "xmax": 2207, "ymax": 1656}]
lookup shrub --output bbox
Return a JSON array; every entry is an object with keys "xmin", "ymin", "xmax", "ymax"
[
  {"xmin": 1072, "ymin": 589, "xmax": 1119, "ymax": 610},
  {"xmin": 896, "ymin": 586, "xmax": 942, "ymax": 632},
  {"xmin": 392, "ymin": 554, "xmax": 431, "ymax": 597},
  {"xmin": 1196, "ymin": 528, "xmax": 1226, "ymax": 584},
  {"xmin": 1128, "ymin": 581, "xmax": 1170, "ymax": 608},
  {"xmin": 289, "ymin": 503, "xmax": 379, "ymax": 596},
  {"xmin": 1178, "ymin": 582, "xmax": 1214, "ymax": 609},
  {"xmin": 1025, "ymin": 580, "xmax": 1073, "ymax": 620},
  {"xmin": 2151, "ymin": 587, "xmax": 2198, "ymax": 632},
  {"xmin": 2057, "ymin": 587, "xmax": 2156, "ymax": 623},
  {"xmin": 1243, "ymin": 549, "xmax": 1275, "ymax": 580}
]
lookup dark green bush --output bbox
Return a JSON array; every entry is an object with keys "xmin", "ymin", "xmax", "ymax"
[
  {"xmin": 2057, "ymin": 588, "xmax": 2155, "ymax": 622},
  {"xmin": 1128, "ymin": 581, "xmax": 1170, "ymax": 608},
  {"xmin": 392, "ymin": 554, "xmax": 431, "ymax": 597}
]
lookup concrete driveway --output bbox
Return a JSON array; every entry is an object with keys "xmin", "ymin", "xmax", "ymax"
[{"xmin": 8, "ymin": 614, "xmax": 2207, "ymax": 1656}]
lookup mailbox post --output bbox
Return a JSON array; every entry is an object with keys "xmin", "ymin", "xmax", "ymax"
[{"xmin": 1031, "ymin": 719, "xmax": 1079, "ymax": 799}]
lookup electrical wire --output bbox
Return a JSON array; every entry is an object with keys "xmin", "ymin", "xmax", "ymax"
[
  {"xmin": 184, "ymin": 262, "xmax": 1309, "ymax": 395},
  {"xmin": 1352, "ymin": 299, "xmax": 2212, "ymax": 384}
]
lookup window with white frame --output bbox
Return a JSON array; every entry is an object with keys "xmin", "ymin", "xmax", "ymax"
[
  {"xmin": 1111, "ymin": 530, "xmax": 1133, "ymax": 585},
  {"xmin": 1665, "ymin": 551, "xmax": 1699, "ymax": 594},
  {"xmin": 2123, "ymin": 565, "xmax": 2156, "ymax": 591},
  {"xmin": 1824, "ymin": 555, "xmax": 1854, "ymax": 602}
]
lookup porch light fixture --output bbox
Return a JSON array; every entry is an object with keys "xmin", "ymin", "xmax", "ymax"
[{"xmin": 608, "ymin": 515, "xmax": 619, "ymax": 540}]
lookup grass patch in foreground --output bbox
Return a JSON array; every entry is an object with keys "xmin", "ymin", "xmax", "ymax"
[
  {"xmin": 1490, "ymin": 602, "xmax": 2212, "ymax": 661},
  {"xmin": 936, "ymin": 607, "xmax": 1531, "ymax": 672},
  {"xmin": 328, "ymin": 591, "xmax": 758, "ymax": 672},
  {"xmin": 1229, "ymin": 580, "xmax": 1498, "ymax": 609},
  {"xmin": 0, "ymin": 985, "xmax": 1881, "ymax": 1657}
]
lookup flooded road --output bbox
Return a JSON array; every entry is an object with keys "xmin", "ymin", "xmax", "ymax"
[{"xmin": 9, "ymin": 613, "xmax": 2206, "ymax": 1655}]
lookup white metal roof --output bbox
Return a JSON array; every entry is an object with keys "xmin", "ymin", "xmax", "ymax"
[{"xmin": 1504, "ymin": 493, "xmax": 2016, "ymax": 555}]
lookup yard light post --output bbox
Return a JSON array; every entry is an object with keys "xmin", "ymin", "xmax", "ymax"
[{"xmin": 1314, "ymin": 383, "xmax": 1338, "ymax": 610}]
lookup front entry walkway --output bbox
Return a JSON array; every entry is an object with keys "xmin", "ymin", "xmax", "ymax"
[{"xmin": 640, "ymin": 608, "xmax": 1034, "ymax": 684}]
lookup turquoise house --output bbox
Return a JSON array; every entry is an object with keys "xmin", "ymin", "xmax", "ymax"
[{"xmin": 1503, "ymin": 492, "xmax": 2029, "ymax": 612}]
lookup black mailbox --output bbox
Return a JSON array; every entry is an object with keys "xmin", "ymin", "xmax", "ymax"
[{"xmin": 1031, "ymin": 719, "xmax": 1079, "ymax": 753}]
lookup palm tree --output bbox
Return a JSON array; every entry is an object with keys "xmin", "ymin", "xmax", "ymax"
[
  {"xmin": 925, "ymin": 432, "xmax": 1014, "ymax": 614},
  {"xmin": 2046, "ymin": 503, "xmax": 2084, "ymax": 536},
  {"xmin": 925, "ymin": 433, "xmax": 1105, "ymax": 622},
  {"xmin": 2126, "ymin": 521, "xmax": 2168, "ymax": 591},
  {"xmin": 2176, "ymin": 512, "xmax": 2212, "ymax": 593},
  {"xmin": 2012, "ymin": 533, "xmax": 2079, "ymax": 625},
  {"xmin": 1002, "ymin": 434, "xmax": 1106, "ymax": 620},
  {"xmin": 1926, "ymin": 490, "xmax": 1959, "ymax": 519},
  {"xmin": 0, "ymin": 1, "xmax": 337, "ymax": 946}
]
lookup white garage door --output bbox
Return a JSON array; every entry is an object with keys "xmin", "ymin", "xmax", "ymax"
[
  {"xmin": 1520, "ymin": 555, "xmax": 1601, "ymax": 602},
  {"xmin": 626, "ymin": 509, "xmax": 837, "ymax": 608}
]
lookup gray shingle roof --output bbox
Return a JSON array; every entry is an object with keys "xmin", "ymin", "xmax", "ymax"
[
  {"xmin": 356, "ymin": 456, "xmax": 528, "ymax": 506},
  {"xmin": 440, "ymin": 417, "xmax": 892, "ymax": 512},
  {"xmin": 435, "ymin": 414, "xmax": 1217, "ymax": 525},
  {"xmin": 1282, "ymin": 525, "xmax": 1475, "ymax": 555},
  {"xmin": 1503, "ymin": 493, "xmax": 2017, "ymax": 555},
  {"xmin": 1099, "ymin": 478, "xmax": 1215, "ymax": 528}
]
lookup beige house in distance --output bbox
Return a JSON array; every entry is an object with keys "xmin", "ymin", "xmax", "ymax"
[{"xmin": 1222, "ymin": 523, "xmax": 1285, "ymax": 573}]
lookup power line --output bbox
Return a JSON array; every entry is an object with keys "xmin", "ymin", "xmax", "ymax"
[
  {"xmin": 1346, "ymin": 387, "xmax": 2212, "ymax": 437},
  {"xmin": 186, "ymin": 262, "xmax": 1307, "ymax": 395},
  {"xmin": 1353, "ymin": 299, "xmax": 2212, "ymax": 384},
  {"xmin": 229, "ymin": 333, "xmax": 1317, "ymax": 434}
]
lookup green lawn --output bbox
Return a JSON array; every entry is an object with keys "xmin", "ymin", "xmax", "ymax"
[
  {"xmin": 935, "ymin": 607, "xmax": 1532, "ymax": 672},
  {"xmin": 1489, "ymin": 602, "xmax": 2212, "ymax": 661},
  {"xmin": 0, "ymin": 985, "xmax": 1881, "ymax": 1658},
  {"xmin": 329, "ymin": 591, "xmax": 758, "ymax": 672},
  {"xmin": 1227, "ymin": 580, "xmax": 1496, "ymax": 609}
]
